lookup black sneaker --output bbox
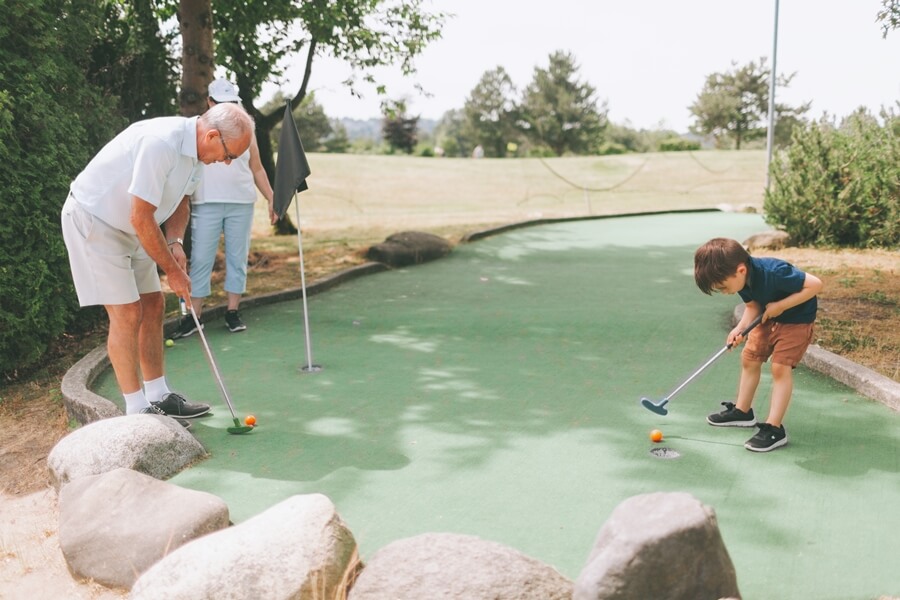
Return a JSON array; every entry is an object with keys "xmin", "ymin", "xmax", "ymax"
[
  {"xmin": 707, "ymin": 402, "xmax": 757, "ymax": 427},
  {"xmin": 171, "ymin": 315, "xmax": 202, "ymax": 339},
  {"xmin": 745, "ymin": 423, "xmax": 788, "ymax": 452},
  {"xmin": 225, "ymin": 310, "xmax": 247, "ymax": 333},
  {"xmin": 152, "ymin": 392, "xmax": 211, "ymax": 418},
  {"xmin": 140, "ymin": 404, "xmax": 191, "ymax": 429}
]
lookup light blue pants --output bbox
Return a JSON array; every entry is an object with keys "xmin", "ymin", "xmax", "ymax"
[{"xmin": 189, "ymin": 202, "xmax": 254, "ymax": 298}]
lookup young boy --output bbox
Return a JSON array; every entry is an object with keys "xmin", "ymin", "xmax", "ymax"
[{"xmin": 694, "ymin": 238, "xmax": 823, "ymax": 452}]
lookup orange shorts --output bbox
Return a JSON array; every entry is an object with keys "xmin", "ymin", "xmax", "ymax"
[{"xmin": 742, "ymin": 321, "xmax": 815, "ymax": 368}]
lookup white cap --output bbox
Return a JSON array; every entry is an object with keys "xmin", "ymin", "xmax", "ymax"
[{"xmin": 208, "ymin": 78, "xmax": 241, "ymax": 103}]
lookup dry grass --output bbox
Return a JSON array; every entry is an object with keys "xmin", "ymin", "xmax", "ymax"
[{"xmin": 776, "ymin": 247, "xmax": 900, "ymax": 382}]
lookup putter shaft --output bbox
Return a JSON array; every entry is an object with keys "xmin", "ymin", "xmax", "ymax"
[{"xmin": 188, "ymin": 304, "xmax": 240, "ymax": 421}]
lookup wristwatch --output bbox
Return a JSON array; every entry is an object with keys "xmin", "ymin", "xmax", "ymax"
[{"xmin": 167, "ymin": 238, "xmax": 184, "ymax": 247}]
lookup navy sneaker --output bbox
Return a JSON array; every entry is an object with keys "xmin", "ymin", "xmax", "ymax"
[
  {"xmin": 745, "ymin": 423, "xmax": 788, "ymax": 452},
  {"xmin": 140, "ymin": 404, "xmax": 191, "ymax": 429},
  {"xmin": 171, "ymin": 315, "xmax": 202, "ymax": 339},
  {"xmin": 225, "ymin": 309, "xmax": 247, "ymax": 333},
  {"xmin": 707, "ymin": 401, "xmax": 757, "ymax": 427},
  {"xmin": 151, "ymin": 392, "xmax": 210, "ymax": 418}
]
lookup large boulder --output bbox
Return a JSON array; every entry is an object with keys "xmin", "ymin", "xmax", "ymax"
[
  {"xmin": 47, "ymin": 414, "xmax": 206, "ymax": 490},
  {"xmin": 349, "ymin": 532, "xmax": 572, "ymax": 599},
  {"xmin": 131, "ymin": 493, "xmax": 358, "ymax": 600},
  {"xmin": 574, "ymin": 492, "xmax": 740, "ymax": 600},
  {"xmin": 58, "ymin": 468, "xmax": 229, "ymax": 589},
  {"xmin": 744, "ymin": 230, "xmax": 791, "ymax": 251},
  {"xmin": 366, "ymin": 231, "xmax": 452, "ymax": 267}
]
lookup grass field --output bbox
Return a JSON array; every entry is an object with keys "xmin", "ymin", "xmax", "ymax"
[{"xmin": 255, "ymin": 150, "xmax": 769, "ymax": 243}]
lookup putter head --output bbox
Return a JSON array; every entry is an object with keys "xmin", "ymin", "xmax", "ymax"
[
  {"xmin": 227, "ymin": 418, "xmax": 254, "ymax": 435},
  {"xmin": 640, "ymin": 396, "xmax": 669, "ymax": 416},
  {"xmin": 227, "ymin": 426, "xmax": 254, "ymax": 435}
]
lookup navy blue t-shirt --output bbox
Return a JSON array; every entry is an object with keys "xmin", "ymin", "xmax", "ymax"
[{"xmin": 738, "ymin": 257, "xmax": 817, "ymax": 324}]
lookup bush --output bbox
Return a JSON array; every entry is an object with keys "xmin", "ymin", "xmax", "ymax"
[
  {"xmin": 764, "ymin": 109, "xmax": 900, "ymax": 248},
  {"xmin": 598, "ymin": 142, "xmax": 628, "ymax": 155},
  {"xmin": 0, "ymin": 1, "xmax": 122, "ymax": 377},
  {"xmin": 526, "ymin": 145, "xmax": 557, "ymax": 158},
  {"xmin": 658, "ymin": 137, "xmax": 701, "ymax": 152}
]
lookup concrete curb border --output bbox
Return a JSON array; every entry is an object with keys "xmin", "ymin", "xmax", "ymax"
[
  {"xmin": 61, "ymin": 212, "xmax": 898, "ymax": 425},
  {"xmin": 801, "ymin": 346, "xmax": 900, "ymax": 412}
]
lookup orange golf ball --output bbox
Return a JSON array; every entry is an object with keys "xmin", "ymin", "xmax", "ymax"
[
  {"xmin": 244, "ymin": 415, "xmax": 257, "ymax": 427},
  {"xmin": 650, "ymin": 429, "xmax": 663, "ymax": 443}
]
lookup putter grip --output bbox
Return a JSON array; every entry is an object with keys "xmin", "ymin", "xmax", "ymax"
[{"xmin": 727, "ymin": 314, "xmax": 764, "ymax": 349}]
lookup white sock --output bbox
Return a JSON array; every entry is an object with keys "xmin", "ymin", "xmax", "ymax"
[
  {"xmin": 124, "ymin": 390, "xmax": 150, "ymax": 415},
  {"xmin": 143, "ymin": 376, "xmax": 172, "ymax": 405}
]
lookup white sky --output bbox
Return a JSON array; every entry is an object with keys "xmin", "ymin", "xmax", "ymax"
[{"xmin": 262, "ymin": 0, "xmax": 900, "ymax": 132}]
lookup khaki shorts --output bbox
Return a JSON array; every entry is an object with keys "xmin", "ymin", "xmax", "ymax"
[
  {"xmin": 742, "ymin": 320, "xmax": 815, "ymax": 367},
  {"xmin": 61, "ymin": 194, "xmax": 161, "ymax": 307}
]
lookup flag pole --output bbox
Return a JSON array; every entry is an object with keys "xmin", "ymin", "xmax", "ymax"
[
  {"xmin": 272, "ymin": 100, "xmax": 316, "ymax": 372},
  {"xmin": 293, "ymin": 191, "xmax": 321, "ymax": 373}
]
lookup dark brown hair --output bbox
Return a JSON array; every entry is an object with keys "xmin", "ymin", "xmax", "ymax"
[{"xmin": 694, "ymin": 238, "xmax": 750, "ymax": 295}]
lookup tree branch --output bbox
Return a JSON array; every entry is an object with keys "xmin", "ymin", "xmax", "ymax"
[{"xmin": 291, "ymin": 37, "xmax": 317, "ymax": 110}]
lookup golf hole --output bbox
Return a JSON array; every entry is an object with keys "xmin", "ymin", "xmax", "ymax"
[{"xmin": 650, "ymin": 447, "xmax": 681, "ymax": 459}]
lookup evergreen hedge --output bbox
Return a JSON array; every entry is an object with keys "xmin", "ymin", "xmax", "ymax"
[
  {"xmin": 765, "ymin": 109, "xmax": 899, "ymax": 248},
  {"xmin": 0, "ymin": 0, "xmax": 122, "ymax": 377}
]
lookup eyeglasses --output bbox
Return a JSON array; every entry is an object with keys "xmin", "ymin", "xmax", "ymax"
[{"xmin": 217, "ymin": 130, "xmax": 239, "ymax": 161}]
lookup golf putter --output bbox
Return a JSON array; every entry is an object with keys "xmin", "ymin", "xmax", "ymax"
[
  {"xmin": 640, "ymin": 314, "xmax": 764, "ymax": 415},
  {"xmin": 188, "ymin": 304, "xmax": 253, "ymax": 434}
]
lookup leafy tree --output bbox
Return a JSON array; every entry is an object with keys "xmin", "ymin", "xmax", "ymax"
[
  {"xmin": 265, "ymin": 91, "xmax": 333, "ymax": 152},
  {"xmin": 161, "ymin": 0, "xmax": 446, "ymax": 231},
  {"xmin": 89, "ymin": 0, "xmax": 179, "ymax": 120},
  {"xmin": 293, "ymin": 92, "xmax": 334, "ymax": 152},
  {"xmin": 689, "ymin": 58, "xmax": 809, "ymax": 149},
  {"xmin": 323, "ymin": 121, "xmax": 350, "ymax": 154},
  {"xmin": 434, "ymin": 109, "xmax": 471, "ymax": 157},
  {"xmin": 877, "ymin": 0, "xmax": 900, "ymax": 37},
  {"xmin": 382, "ymin": 100, "xmax": 418, "ymax": 154},
  {"xmin": 462, "ymin": 67, "xmax": 520, "ymax": 157},
  {"xmin": 1, "ymin": 0, "xmax": 123, "ymax": 377},
  {"xmin": 518, "ymin": 51, "xmax": 608, "ymax": 156}
]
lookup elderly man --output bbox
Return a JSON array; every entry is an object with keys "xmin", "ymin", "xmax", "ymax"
[{"xmin": 61, "ymin": 102, "xmax": 255, "ymax": 427}]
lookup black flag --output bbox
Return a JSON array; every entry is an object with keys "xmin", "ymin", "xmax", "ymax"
[{"xmin": 273, "ymin": 102, "xmax": 311, "ymax": 219}]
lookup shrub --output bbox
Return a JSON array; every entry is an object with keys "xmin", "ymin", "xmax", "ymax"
[
  {"xmin": 598, "ymin": 142, "xmax": 628, "ymax": 155},
  {"xmin": 658, "ymin": 137, "xmax": 701, "ymax": 152},
  {"xmin": 0, "ymin": 0, "xmax": 121, "ymax": 377},
  {"xmin": 764, "ymin": 109, "xmax": 900, "ymax": 248}
]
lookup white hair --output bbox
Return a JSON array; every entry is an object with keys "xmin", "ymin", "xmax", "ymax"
[{"xmin": 200, "ymin": 102, "xmax": 254, "ymax": 140}]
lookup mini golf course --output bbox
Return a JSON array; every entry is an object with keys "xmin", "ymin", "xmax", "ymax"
[{"xmin": 93, "ymin": 211, "xmax": 900, "ymax": 599}]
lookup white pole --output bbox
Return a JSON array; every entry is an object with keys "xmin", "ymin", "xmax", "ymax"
[
  {"xmin": 765, "ymin": 0, "xmax": 780, "ymax": 191},
  {"xmin": 293, "ymin": 192, "xmax": 321, "ymax": 373}
]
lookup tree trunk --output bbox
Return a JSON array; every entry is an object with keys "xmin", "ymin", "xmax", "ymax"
[{"xmin": 178, "ymin": 0, "xmax": 214, "ymax": 117}]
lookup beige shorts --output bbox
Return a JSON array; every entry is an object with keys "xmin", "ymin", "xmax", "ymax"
[
  {"xmin": 742, "ymin": 320, "xmax": 815, "ymax": 368},
  {"xmin": 61, "ymin": 194, "xmax": 161, "ymax": 307}
]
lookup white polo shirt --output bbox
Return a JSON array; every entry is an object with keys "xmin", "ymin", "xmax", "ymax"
[{"xmin": 70, "ymin": 116, "xmax": 202, "ymax": 233}]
